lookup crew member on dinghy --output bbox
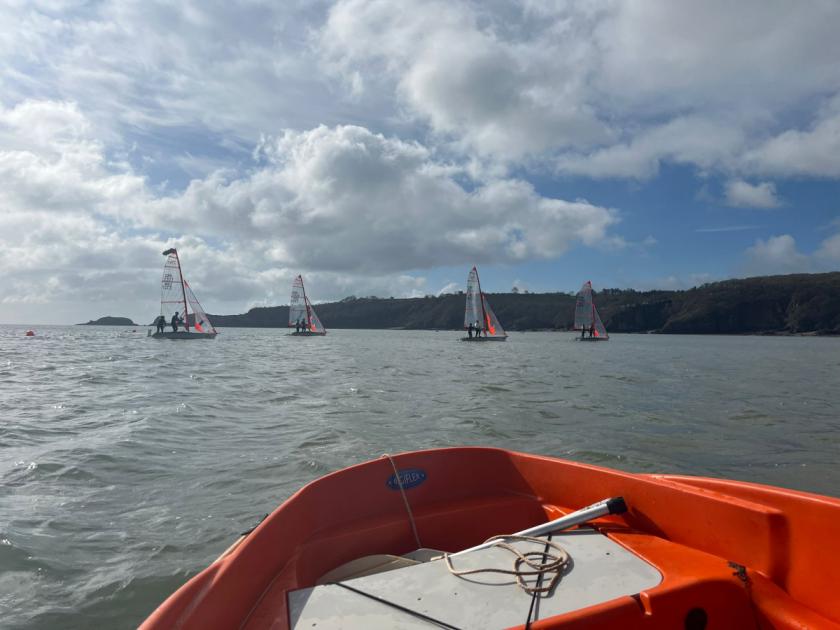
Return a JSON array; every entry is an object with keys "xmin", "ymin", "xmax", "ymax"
[{"xmin": 171, "ymin": 312, "xmax": 181, "ymax": 332}]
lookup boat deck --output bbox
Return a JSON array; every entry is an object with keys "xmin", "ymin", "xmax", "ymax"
[{"xmin": 289, "ymin": 529, "xmax": 661, "ymax": 628}]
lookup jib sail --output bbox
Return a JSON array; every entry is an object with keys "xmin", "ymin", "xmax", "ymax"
[
  {"xmin": 482, "ymin": 294, "xmax": 506, "ymax": 337},
  {"xmin": 185, "ymin": 280, "xmax": 216, "ymax": 334},
  {"xmin": 306, "ymin": 296, "xmax": 326, "ymax": 334}
]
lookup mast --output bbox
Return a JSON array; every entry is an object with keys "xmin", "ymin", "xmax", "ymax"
[
  {"xmin": 175, "ymin": 250, "xmax": 190, "ymax": 330},
  {"xmin": 474, "ymin": 266, "xmax": 488, "ymax": 331},
  {"xmin": 299, "ymin": 275, "xmax": 311, "ymax": 331}
]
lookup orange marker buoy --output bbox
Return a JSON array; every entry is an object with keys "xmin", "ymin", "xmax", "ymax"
[{"xmin": 25, "ymin": 330, "xmax": 35, "ymax": 336}]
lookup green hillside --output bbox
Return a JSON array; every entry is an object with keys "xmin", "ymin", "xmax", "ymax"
[{"xmin": 205, "ymin": 272, "xmax": 840, "ymax": 335}]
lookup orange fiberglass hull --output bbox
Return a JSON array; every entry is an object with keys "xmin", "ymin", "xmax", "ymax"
[{"xmin": 142, "ymin": 447, "xmax": 840, "ymax": 629}]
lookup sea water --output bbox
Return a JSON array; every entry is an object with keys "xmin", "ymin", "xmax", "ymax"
[{"xmin": 1, "ymin": 325, "xmax": 838, "ymax": 628}]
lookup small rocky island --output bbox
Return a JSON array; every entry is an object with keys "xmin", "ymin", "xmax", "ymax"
[{"xmin": 78, "ymin": 316, "xmax": 139, "ymax": 326}]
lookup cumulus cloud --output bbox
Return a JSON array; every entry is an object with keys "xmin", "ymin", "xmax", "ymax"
[
  {"xmin": 741, "ymin": 229, "xmax": 840, "ymax": 277},
  {"xmin": 4, "ymin": 1, "xmax": 840, "ymax": 181},
  {"xmin": 816, "ymin": 232, "xmax": 840, "ymax": 262},
  {"xmin": 593, "ymin": 2, "xmax": 840, "ymax": 114},
  {"xmin": 555, "ymin": 116, "xmax": 746, "ymax": 179},
  {"xmin": 318, "ymin": 0, "xmax": 611, "ymax": 158},
  {"xmin": 437, "ymin": 282, "xmax": 460, "ymax": 296},
  {"xmin": 742, "ymin": 98, "xmax": 840, "ymax": 177},
  {"xmin": 743, "ymin": 235, "xmax": 810, "ymax": 275},
  {"xmin": 724, "ymin": 180, "xmax": 781, "ymax": 209},
  {"xmin": 317, "ymin": 0, "xmax": 840, "ymax": 179},
  {"xmin": 0, "ymin": 2, "xmax": 338, "ymax": 138},
  {"xmin": 0, "ymin": 100, "xmax": 147, "ymax": 215},
  {"xmin": 148, "ymin": 125, "xmax": 619, "ymax": 272},
  {"xmin": 0, "ymin": 100, "xmax": 620, "ymax": 322},
  {"xmin": 336, "ymin": 0, "xmax": 840, "ymax": 184}
]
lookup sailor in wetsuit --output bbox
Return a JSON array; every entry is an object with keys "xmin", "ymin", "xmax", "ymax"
[
  {"xmin": 589, "ymin": 323, "xmax": 595, "ymax": 338},
  {"xmin": 467, "ymin": 322, "xmax": 474, "ymax": 338},
  {"xmin": 155, "ymin": 315, "xmax": 165, "ymax": 333},
  {"xmin": 171, "ymin": 312, "xmax": 181, "ymax": 332}
]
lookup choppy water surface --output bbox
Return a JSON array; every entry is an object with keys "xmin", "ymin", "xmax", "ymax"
[{"xmin": 1, "ymin": 325, "xmax": 838, "ymax": 628}]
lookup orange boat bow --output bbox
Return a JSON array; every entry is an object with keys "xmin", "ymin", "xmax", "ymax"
[{"xmin": 142, "ymin": 447, "xmax": 840, "ymax": 629}]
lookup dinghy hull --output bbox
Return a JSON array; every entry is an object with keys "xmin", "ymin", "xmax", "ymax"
[
  {"xmin": 148, "ymin": 331, "xmax": 216, "ymax": 339},
  {"xmin": 141, "ymin": 447, "xmax": 840, "ymax": 630},
  {"xmin": 288, "ymin": 331, "xmax": 327, "ymax": 336},
  {"xmin": 460, "ymin": 336, "xmax": 508, "ymax": 341}
]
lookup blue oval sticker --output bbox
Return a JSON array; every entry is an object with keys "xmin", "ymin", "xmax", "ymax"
[{"xmin": 386, "ymin": 468, "xmax": 427, "ymax": 491}]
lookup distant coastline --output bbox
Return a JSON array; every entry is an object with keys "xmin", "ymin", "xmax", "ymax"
[
  {"xmin": 199, "ymin": 272, "xmax": 840, "ymax": 336},
  {"xmin": 78, "ymin": 316, "xmax": 138, "ymax": 326}
]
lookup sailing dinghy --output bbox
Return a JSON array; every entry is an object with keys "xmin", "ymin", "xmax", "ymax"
[
  {"xmin": 574, "ymin": 280, "xmax": 608, "ymax": 341},
  {"xmin": 142, "ymin": 447, "xmax": 840, "ymax": 629},
  {"xmin": 288, "ymin": 275, "xmax": 326, "ymax": 336},
  {"xmin": 148, "ymin": 248, "xmax": 217, "ymax": 339},
  {"xmin": 462, "ymin": 266, "xmax": 507, "ymax": 341}
]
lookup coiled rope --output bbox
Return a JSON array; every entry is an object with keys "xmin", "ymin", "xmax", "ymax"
[
  {"xmin": 443, "ymin": 535, "xmax": 570, "ymax": 595},
  {"xmin": 380, "ymin": 455, "xmax": 570, "ymax": 599}
]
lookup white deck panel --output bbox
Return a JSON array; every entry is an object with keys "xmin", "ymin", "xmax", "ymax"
[{"xmin": 288, "ymin": 529, "xmax": 662, "ymax": 629}]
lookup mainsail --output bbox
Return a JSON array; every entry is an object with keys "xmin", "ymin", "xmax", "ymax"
[
  {"xmin": 160, "ymin": 250, "xmax": 187, "ymax": 325},
  {"xmin": 574, "ymin": 281, "xmax": 608, "ymax": 339},
  {"xmin": 574, "ymin": 281, "xmax": 594, "ymax": 330},
  {"xmin": 289, "ymin": 275, "xmax": 326, "ymax": 334},
  {"xmin": 289, "ymin": 276, "xmax": 307, "ymax": 328},
  {"xmin": 464, "ymin": 267, "xmax": 483, "ymax": 329},
  {"xmin": 464, "ymin": 266, "xmax": 507, "ymax": 338},
  {"xmin": 158, "ymin": 248, "xmax": 216, "ymax": 335}
]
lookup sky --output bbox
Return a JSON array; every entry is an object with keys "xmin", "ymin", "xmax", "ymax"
[{"xmin": 2, "ymin": 0, "xmax": 840, "ymax": 324}]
